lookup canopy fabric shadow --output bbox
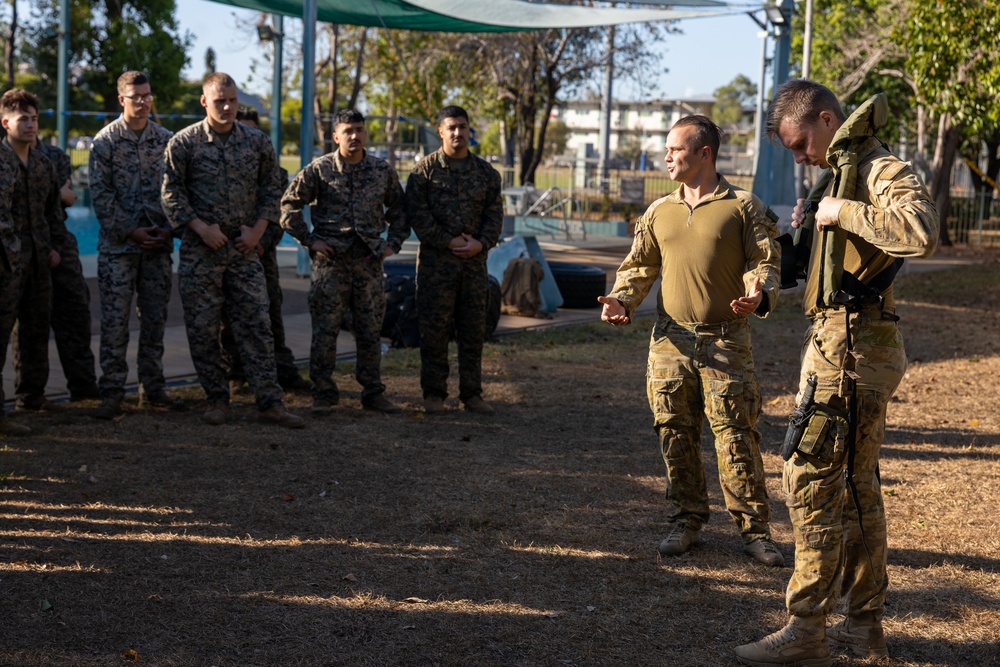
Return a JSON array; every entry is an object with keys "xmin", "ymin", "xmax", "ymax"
[{"xmin": 208, "ymin": 0, "xmax": 731, "ymax": 32}]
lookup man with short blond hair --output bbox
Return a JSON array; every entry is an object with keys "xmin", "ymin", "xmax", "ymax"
[
  {"xmin": 161, "ymin": 72, "xmax": 303, "ymax": 428},
  {"xmin": 89, "ymin": 70, "xmax": 185, "ymax": 420}
]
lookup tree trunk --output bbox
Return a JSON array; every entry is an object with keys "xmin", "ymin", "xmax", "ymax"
[
  {"xmin": 386, "ymin": 94, "xmax": 397, "ymax": 172},
  {"xmin": 347, "ymin": 29, "xmax": 367, "ymax": 110},
  {"xmin": 929, "ymin": 114, "xmax": 960, "ymax": 246},
  {"xmin": 4, "ymin": 0, "xmax": 16, "ymax": 91}
]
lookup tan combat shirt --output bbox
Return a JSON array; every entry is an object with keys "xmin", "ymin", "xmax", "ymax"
[
  {"xmin": 803, "ymin": 138, "xmax": 938, "ymax": 316},
  {"xmin": 608, "ymin": 176, "xmax": 781, "ymax": 325}
]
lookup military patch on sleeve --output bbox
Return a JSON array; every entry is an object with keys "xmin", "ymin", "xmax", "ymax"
[{"xmin": 765, "ymin": 207, "xmax": 780, "ymax": 224}]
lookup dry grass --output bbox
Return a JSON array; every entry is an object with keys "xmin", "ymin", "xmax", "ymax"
[{"xmin": 1, "ymin": 260, "xmax": 998, "ymax": 666}]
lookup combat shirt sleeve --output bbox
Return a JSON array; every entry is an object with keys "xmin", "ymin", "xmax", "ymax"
[
  {"xmin": 836, "ymin": 159, "xmax": 938, "ymax": 258},
  {"xmin": 606, "ymin": 205, "xmax": 662, "ymax": 321},
  {"xmin": 280, "ymin": 164, "xmax": 319, "ymax": 248},
  {"xmin": 384, "ymin": 169, "xmax": 409, "ymax": 253},
  {"xmin": 475, "ymin": 165, "xmax": 503, "ymax": 252},
  {"xmin": 254, "ymin": 137, "xmax": 282, "ymax": 225},
  {"xmin": 44, "ymin": 161, "xmax": 70, "ymax": 253},
  {"xmin": 161, "ymin": 135, "xmax": 197, "ymax": 230},
  {"xmin": 742, "ymin": 196, "xmax": 781, "ymax": 318},
  {"xmin": 89, "ymin": 133, "xmax": 130, "ymax": 245},
  {"xmin": 405, "ymin": 165, "xmax": 453, "ymax": 250}
]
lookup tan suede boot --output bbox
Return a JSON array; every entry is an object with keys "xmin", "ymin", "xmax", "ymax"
[
  {"xmin": 827, "ymin": 611, "xmax": 888, "ymax": 658},
  {"xmin": 734, "ymin": 615, "xmax": 831, "ymax": 667}
]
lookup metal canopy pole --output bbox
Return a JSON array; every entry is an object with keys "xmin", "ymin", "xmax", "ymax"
[
  {"xmin": 57, "ymin": 0, "xmax": 70, "ymax": 150},
  {"xmin": 270, "ymin": 14, "xmax": 284, "ymax": 156},
  {"xmin": 300, "ymin": 0, "xmax": 317, "ymax": 170},
  {"xmin": 751, "ymin": 0, "xmax": 795, "ymax": 208}
]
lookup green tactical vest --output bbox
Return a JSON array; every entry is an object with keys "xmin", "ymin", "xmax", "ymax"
[{"xmin": 796, "ymin": 93, "xmax": 889, "ymax": 309}]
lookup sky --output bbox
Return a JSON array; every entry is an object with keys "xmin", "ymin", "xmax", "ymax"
[{"xmin": 175, "ymin": 0, "xmax": 766, "ymax": 102}]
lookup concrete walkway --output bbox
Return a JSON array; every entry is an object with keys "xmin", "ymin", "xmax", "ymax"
[{"xmin": 1, "ymin": 235, "xmax": 984, "ymax": 405}]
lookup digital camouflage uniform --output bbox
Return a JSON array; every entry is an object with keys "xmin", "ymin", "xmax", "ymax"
[
  {"xmin": 405, "ymin": 149, "xmax": 502, "ymax": 402},
  {"xmin": 8, "ymin": 141, "xmax": 62, "ymax": 408},
  {"xmin": 90, "ymin": 116, "xmax": 175, "ymax": 401},
  {"xmin": 784, "ymin": 123, "xmax": 938, "ymax": 619},
  {"xmin": 281, "ymin": 151, "xmax": 407, "ymax": 405},
  {"xmin": 0, "ymin": 142, "xmax": 24, "ymax": 420},
  {"xmin": 35, "ymin": 141, "xmax": 97, "ymax": 398},
  {"xmin": 607, "ymin": 176, "xmax": 781, "ymax": 544},
  {"xmin": 161, "ymin": 119, "xmax": 284, "ymax": 410},
  {"xmin": 222, "ymin": 167, "xmax": 301, "ymax": 387}
]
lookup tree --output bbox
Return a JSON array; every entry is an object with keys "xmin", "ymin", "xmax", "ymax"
[
  {"xmin": 204, "ymin": 47, "xmax": 216, "ymax": 77},
  {"xmin": 2, "ymin": 0, "xmax": 17, "ymax": 91},
  {"xmin": 712, "ymin": 74, "xmax": 756, "ymax": 147}
]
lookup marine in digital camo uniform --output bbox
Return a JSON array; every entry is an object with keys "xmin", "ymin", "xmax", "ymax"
[
  {"xmin": 221, "ymin": 105, "xmax": 311, "ymax": 396},
  {"xmin": 405, "ymin": 106, "xmax": 502, "ymax": 415},
  {"xmin": 3, "ymin": 89, "xmax": 61, "ymax": 414},
  {"xmin": 89, "ymin": 71, "xmax": 187, "ymax": 420},
  {"xmin": 161, "ymin": 72, "xmax": 303, "ymax": 429},
  {"xmin": 0, "ymin": 137, "xmax": 31, "ymax": 435},
  {"xmin": 600, "ymin": 115, "xmax": 785, "ymax": 568},
  {"xmin": 734, "ymin": 80, "xmax": 938, "ymax": 667},
  {"xmin": 34, "ymin": 134, "xmax": 100, "ymax": 401},
  {"xmin": 281, "ymin": 109, "xmax": 408, "ymax": 415}
]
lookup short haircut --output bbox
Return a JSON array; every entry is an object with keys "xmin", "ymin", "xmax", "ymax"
[
  {"xmin": 0, "ymin": 88, "xmax": 40, "ymax": 116},
  {"xmin": 236, "ymin": 105, "xmax": 260, "ymax": 125},
  {"xmin": 671, "ymin": 114, "xmax": 723, "ymax": 162},
  {"xmin": 117, "ymin": 71, "xmax": 149, "ymax": 95},
  {"xmin": 765, "ymin": 78, "xmax": 846, "ymax": 140},
  {"xmin": 334, "ymin": 109, "xmax": 365, "ymax": 127},
  {"xmin": 203, "ymin": 72, "xmax": 236, "ymax": 92},
  {"xmin": 436, "ymin": 105, "xmax": 469, "ymax": 126}
]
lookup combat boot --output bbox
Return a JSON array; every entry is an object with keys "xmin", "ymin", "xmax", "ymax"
[
  {"xmin": 658, "ymin": 521, "xmax": 700, "ymax": 556},
  {"xmin": 259, "ymin": 404, "xmax": 305, "ymax": 429},
  {"xmin": 734, "ymin": 615, "xmax": 831, "ymax": 667},
  {"xmin": 463, "ymin": 395, "xmax": 494, "ymax": 415},
  {"xmin": 91, "ymin": 396, "xmax": 124, "ymax": 420},
  {"xmin": 827, "ymin": 612, "xmax": 888, "ymax": 658},
  {"xmin": 424, "ymin": 396, "xmax": 446, "ymax": 414},
  {"xmin": 140, "ymin": 391, "xmax": 188, "ymax": 412},
  {"xmin": 363, "ymin": 394, "xmax": 402, "ymax": 414}
]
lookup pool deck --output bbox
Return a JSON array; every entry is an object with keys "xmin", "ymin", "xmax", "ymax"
[{"xmin": 1, "ymin": 235, "xmax": 984, "ymax": 407}]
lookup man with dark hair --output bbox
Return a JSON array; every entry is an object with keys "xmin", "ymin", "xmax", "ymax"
[
  {"xmin": 405, "ymin": 105, "xmax": 502, "ymax": 414},
  {"xmin": 0, "ymin": 124, "xmax": 28, "ymax": 434},
  {"xmin": 599, "ymin": 114, "xmax": 785, "ymax": 566},
  {"xmin": 734, "ymin": 80, "xmax": 937, "ymax": 666},
  {"xmin": 1, "ymin": 89, "xmax": 63, "ymax": 417},
  {"xmin": 88, "ymin": 70, "xmax": 186, "ymax": 420},
  {"xmin": 33, "ymin": 131, "xmax": 100, "ymax": 403},
  {"xmin": 281, "ymin": 108, "xmax": 407, "ymax": 414},
  {"xmin": 161, "ymin": 72, "xmax": 303, "ymax": 428},
  {"xmin": 221, "ymin": 105, "xmax": 310, "ymax": 396}
]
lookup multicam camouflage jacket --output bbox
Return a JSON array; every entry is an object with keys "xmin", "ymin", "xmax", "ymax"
[
  {"xmin": 90, "ymin": 117, "xmax": 174, "ymax": 254},
  {"xmin": 6, "ymin": 140, "xmax": 62, "ymax": 263},
  {"xmin": 281, "ymin": 150, "xmax": 408, "ymax": 257},
  {"xmin": 161, "ymin": 119, "xmax": 281, "ymax": 244},
  {"xmin": 405, "ymin": 149, "xmax": 503, "ymax": 253}
]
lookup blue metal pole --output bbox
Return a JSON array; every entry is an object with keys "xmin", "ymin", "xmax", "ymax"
[
  {"xmin": 297, "ymin": 0, "xmax": 318, "ymax": 276},
  {"xmin": 270, "ymin": 14, "xmax": 284, "ymax": 157},
  {"xmin": 751, "ymin": 0, "xmax": 795, "ymax": 208},
  {"xmin": 57, "ymin": 0, "xmax": 70, "ymax": 150}
]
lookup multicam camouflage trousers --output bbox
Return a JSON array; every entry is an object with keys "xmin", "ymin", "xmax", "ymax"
[
  {"xmin": 784, "ymin": 307, "xmax": 904, "ymax": 618},
  {"xmin": 308, "ymin": 242, "xmax": 386, "ymax": 404},
  {"xmin": 50, "ymin": 233, "xmax": 97, "ymax": 396},
  {"xmin": 97, "ymin": 251, "xmax": 173, "ymax": 399},
  {"xmin": 646, "ymin": 316, "xmax": 771, "ymax": 543},
  {"xmin": 6, "ymin": 252, "xmax": 52, "ymax": 407},
  {"xmin": 177, "ymin": 243, "xmax": 282, "ymax": 411},
  {"xmin": 416, "ymin": 246, "xmax": 488, "ymax": 402}
]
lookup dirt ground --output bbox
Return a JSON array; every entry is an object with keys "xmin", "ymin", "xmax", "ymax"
[{"xmin": 1, "ymin": 253, "xmax": 998, "ymax": 667}]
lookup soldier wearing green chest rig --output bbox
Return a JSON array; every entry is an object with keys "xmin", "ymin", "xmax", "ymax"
[{"xmin": 734, "ymin": 80, "xmax": 938, "ymax": 667}]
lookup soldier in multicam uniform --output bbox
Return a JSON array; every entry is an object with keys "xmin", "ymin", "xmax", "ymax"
[
  {"xmin": 405, "ymin": 106, "xmax": 502, "ymax": 415},
  {"xmin": 221, "ymin": 105, "xmax": 311, "ymax": 397},
  {"xmin": 599, "ymin": 115, "xmax": 785, "ymax": 568},
  {"xmin": 88, "ymin": 71, "xmax": 187, "ymax": 420},
  {"xmin": 735, "ymin": 80, "xmax": 938, "ymax": 667},
  {"xmin": 281, "ymin": 109, "xmax": 408, "ymax": 415},
  {"xmin": 2, "ymin": 89, "xmax": 62, "ymax": 415},
  {"xmin": 161, "ymin": 72, "xmax": 303, "ymax": 429},
  {"xmin": 33, "ymin": 133, "xmax": 100, "ymax": 402},
  {"xmin": 0, "ymin": 136, "xmax": 29, "ymax": 435}
]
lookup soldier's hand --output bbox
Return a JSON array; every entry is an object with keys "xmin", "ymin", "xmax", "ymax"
[
  {"xmin": 791, "ymin": 198, "xmax": 807, "ymax": 229},
  {"xmin": 382, "ymin": 246, "xmax": 395, "ymax": 259},
  {"xmin": 129, "ymin": 226, "xmax": 168, "ymax": 250},
  {"xmin": 60, "ymin": 180, "xmax": 77, "ymax": 207},
  {"xmin": 49, "ymin": 249, "xmax": 61, "ymax": 268},
  {"xmin": 598, "ymin": 296, "xmax": 630, "ymax": 326},
  {"xmin": 191, "ymin": 221, "xmax": 228, "ymax": 250},
  {"xmin": 235, "ymin": 224, "xmax": 264, "ymax": 256},
  {"xmin": 815, "ymin": 196, "xmax": 846, "ymax": 230},
  {"xmin": 311, "ymin": 239, "xmax": 335, "ymax": 258},
  {"xmin": 451, "ymin": 233, "xmax": 483, "ymax": 259},
  {"xmin": 731, "ymin": 276, "xmax": 763, "ymax": 316}
]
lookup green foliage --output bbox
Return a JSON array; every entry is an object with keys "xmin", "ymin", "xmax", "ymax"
[{"xmin": 712, "ymin": 75, "xmax": 756, "ymax": 129}]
